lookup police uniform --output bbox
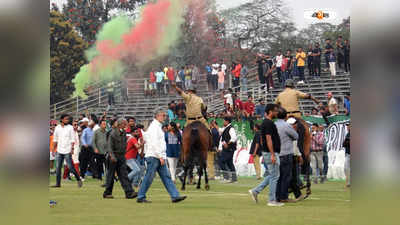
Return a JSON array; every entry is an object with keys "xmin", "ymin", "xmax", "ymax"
[
  {"xmin": 180, "ymin": 91, "xmax": 210, "ymax": 130},
  {"xmin": 275, "ymin": 88, "xmax": 309, "ymax": 118}
]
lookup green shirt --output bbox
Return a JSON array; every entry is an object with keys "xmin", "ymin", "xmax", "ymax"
[{"xmin": 92, "ymin": 128, "xmax": 108, "ymax": 155}]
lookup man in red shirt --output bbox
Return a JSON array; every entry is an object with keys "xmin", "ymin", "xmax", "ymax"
[
  {"xmin": 126, "ymin": 127, "xmax": 143, "ymax": 188},
  {"xmin": 167, "ymin": 66, "xmax": 175, "ymax": 94},
  {"xmin": 232, "ymin": 61, "xmax": 242, "ymax": 92},
  {"xmin": 149, "ymin": 70, "xmax": 156, "ymax": 97},
  {"xmin": 243, "ymin": 95, "xmax": 255, "ymax": 118}
]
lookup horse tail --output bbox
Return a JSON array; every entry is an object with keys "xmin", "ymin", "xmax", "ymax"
[{"xmin": 190, "ymin": 127, "xmax": 200, "ymax": 155}]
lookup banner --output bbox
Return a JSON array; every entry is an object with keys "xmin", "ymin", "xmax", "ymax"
[{"xmin": 173, "ymin": 115, "xmax": 350, "ymax": 179}]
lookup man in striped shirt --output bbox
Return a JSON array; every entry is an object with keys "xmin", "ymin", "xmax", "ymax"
[{"xmin": 310, "ymin": 123, "xmax": 325, "ymax": 184}]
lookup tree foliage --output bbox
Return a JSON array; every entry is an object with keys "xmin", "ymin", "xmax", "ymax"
[
  {"xmin": 50, "ymin": 10, "xmax": 88, "ymax": 104},
  {"xmin": 58, "ymin": 0, "xmax": 146, "ymax": 44}
]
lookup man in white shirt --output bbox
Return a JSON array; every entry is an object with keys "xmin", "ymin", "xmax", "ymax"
[
  {"xmin": 137, "ymin": 109, "xmax": 187, "ymax": 203},
  {"xmin": 50, "ymin": 114, "xmax": 83, "ymax": 188},
  {"xmin": 212, "ymin": 61, "xmax": 220, "ymax": 90},
  {"xmin": 327, "ymin": 92, "xmax": 338, "ymax": 115},
  {"xmin": 275, "ymin": 51, "xmax": 283, "ymax": 87},
  {"xmin": 223, "ymin": 89, "xmax": 233, "ymax": 108},
  {"xmin": 220, "ymin": 59, "xmax": 227, "ymax": 73},
  {"xmin": 216, "ymin": 117, "xmax": 238, "ymax": 183}
]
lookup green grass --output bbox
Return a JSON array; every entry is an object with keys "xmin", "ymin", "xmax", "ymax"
[{"xmin": 50, "ymin": 177, "xmax": 350, "ymax": 225}]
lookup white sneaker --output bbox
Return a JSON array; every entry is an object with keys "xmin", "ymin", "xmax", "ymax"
[
  {"xmin": 297, "ymin": 80, "xmax": 305, "ymax": 84},
  {"xmin": 80, "ymin": 177, "xmax": 85, "ymax": 182},
  {"xmin": 249, "ymin": 190, "xmax": 258, "ymax": 203},
  {"xmin": 268, "ymin": 201, "xmax": 284, "ymax": 207}
]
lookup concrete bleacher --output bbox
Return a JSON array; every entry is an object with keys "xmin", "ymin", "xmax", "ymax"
[{"xmin": 50, "ymin": 67, "xmax": 350, "ymax": 123}]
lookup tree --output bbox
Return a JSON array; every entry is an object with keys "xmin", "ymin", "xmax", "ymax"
[
  {"xmin": 50, "ymin": 10, "xmax": 88, "ymax": 104},
  {"xmin": 220, "ymin": 0, "xmax": 294, "ymax": 53},
  {"xmin": 61, "ymin": 0, "xmax": 146, "ymax": 44}
]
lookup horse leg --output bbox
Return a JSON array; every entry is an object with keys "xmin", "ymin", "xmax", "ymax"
[
  {"xmin": 196, "ymin": 165, "xmax": 202, "ymax": 189},
  {"xmin": 204, "ymin": 162, "xmax": 210, "ymax": 191},
  {"xmin": 181, "ymin": 165, "xmax": 188, "ymax": 191}
]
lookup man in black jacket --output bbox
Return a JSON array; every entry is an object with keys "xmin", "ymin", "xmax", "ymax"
[
  {"xmin": 103, "ymin": 118, "xmax": 137, "ymax": 199},
  {"xmin": 216, "ymin": 117, "xmax": 238, "ymax": 183}
]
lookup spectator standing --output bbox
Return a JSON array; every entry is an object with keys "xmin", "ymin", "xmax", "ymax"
[
  {"xmin": 191, "ymin": 65, "xmax": 200, "ymax": 87},
  {"xmin": 80, "ymin": 120, "xmax": 98, "ymax": 179},
  {"xmin": 156, "ymin": 70, "xmax": 164, "ymax": 96},
  {"xmin": 216, "ymin": 117, "xmax": 238, "ymax": 183},
  {"xmin": 121, "ymin": 79, "xmax": 128, "ymax": 103},
  {"xmin": 165, "ymin": 122, "xmax": 182, "ymax": 184},
  {"xmin": 137, "ymin": 110, "xmax": 187, "ymax": 203},
  {"xmin": 217, "ymin": 67, "xmax": 225, "ymax": 91},
  {"xmin": 324, "ymin": 39, "xmax": 333, "ymax": 71},
  {"xmin": 205, "ymin": 62, "xmax": 212, "ymax": 90},
  {"xmin": 327, "ymin": 92, "xmax": 338, "ymax": 115},
  {"xmin": 256, "ymin": 54, "xmax": 266, "ymax": 91},
  {"xmin": 223, "ymin": 89, "xmax": 234, "ymax": 108},
  {"xmin": 336, "ymin": 36, "xmax": 345, "ymax": 73},
  {"xmin": 126, "ymin": 127, "xmax": 143, "ymax": 188},
  {"xmin": 296, "ymin": 47, "xmax": 306, "ymax": 84},
  {"xmin": 310, "ymin": 123, "xmax": 325, "ymax": 184},
  {"xmin": 92, "ymin": 120, "xmax": 108, "ymax": 182},
  {"xmin": 209, "ymin": 120, "xmax": 220, "ymax": 180},
  {"xmin": 50, "ymin": 114, "xmax": 83, "ymax": 188},
  {"xmin": 275, "ymin": 107, "xmax": 298, "ymax": 203},
  {"xmin": 167, "ymin": 66, "xmax": 175, "ymax": 94},
  {"xmin": 307, "ymin": 44, "xmax": 314, "ymax": 77},
  {"xmin": 344, "ymin": 40, "xmax": 351, "ymax": 74},
  {"xmin": 220, "ymin": 60, "xmax": 227, "ymax": 74},
  {"xmin": 167, "ymin": 102, "xmax": 177, "ymax": 122},
  {"xmin": 212, "ymin": 61, "xmax": 220, "ymax": 90},
  {"xmin": 265, "ymin": 55, "xmax": 274, "ymax": 92},
  {"xmin": 275, "ymin": 51, "xmax": 284, "ymax": 86},
  {"xmin": 184, "ymin": 66, "xmax": 192, "ymax": 90},
  {"xmin": 62, "ymin": 120, "xmax": 81, "ymax": 181},
  {"xmin": 248, "ymin": 104, "xmax": 283, "ymax": 206},
  {"xmin": 149, "ymin": 70, "xmax": 156, "ymax": 96},
  {"xmin": 103, "ymin": 118, "xmax": 138, "ymax": 199},
  {"xmin": 285, "ymin": 50, "xmax": 294, "ymax": 80},
  {"xmin": 312, "ymin": 43, "xmax": 322, "ymax": 78},
  {"xmin": 328, "ymin": 50, "xmax": 337, "ymax": 77},
  {"xmin": 106, "ymin": 81, "xmax": 115, "ymax": 107},
  {"xmin": 241, "ymin": 63, "xmax": 249, "ymax": 93},
  {"xmin": 249, "ymin": 124, "xmax": 262, "ymax": 180},
  {"xmin": 232, "ymin": 61, "xmax": 242, "ymax": 92}
]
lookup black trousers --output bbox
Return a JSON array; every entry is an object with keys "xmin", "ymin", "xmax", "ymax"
[
  {"xmin": 233, "ymin": 77, "xmax": 240, "ymax": 92},
  {"xmin": 307, "ymin": 61, "xmax": 313, "ymax": 76},
  {"xmin": 79, "ymin": 146, "xmax": 97, "ymax": 178},
  {"xmin": 103, "ymin": 154, "xmax": 134, "ymax": 197},
  {"xmin": 93, "ymin": 153, "xmax": 105, "ymax": 180},
  {"xmin": 313, "ymin": 60, "xmax": 321, "ymax": 77},
  {"xmin": 324, "ymin": 54, "xmax": 330, "ymax": 68},
  {"xmin": 337, "ymin": 53, "xmax": 344, "ymax": 69},
  {"xmin": 276, "ymin": 67, "xmax": 283, "ymax": 85},
  {"xmin": 298, "ymin": 66, "xmax": 305, "ymax": 81},
  {"xmin": 344, "ymin": 54, "xmax": 350, "ymax": 72},
  {"xmin": 276, "ymin": 154, "xmax": 293, "ymax": 201},
  {"xmin": 219, "ymin": 150, "xmax": 237, "ymax": 181},
  {"xmin": 289, "ymin": 155, "xmax": 302, "ymax": 198}
]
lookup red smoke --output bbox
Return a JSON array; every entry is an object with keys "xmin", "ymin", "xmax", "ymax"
[{"xmin": 95, "ymin": 0, "xmax": 172, "ymax": 63}]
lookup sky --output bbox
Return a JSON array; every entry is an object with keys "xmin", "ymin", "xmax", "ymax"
[
  {"xmin": 217, "ymin": 0, "xmax": 350, "ymax": 29},
  {"xmin": 51, "ymin": 0, "xmax": 350, "ymax": 29}
]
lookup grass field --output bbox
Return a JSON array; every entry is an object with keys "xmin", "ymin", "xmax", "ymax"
[{"xmin": 49, "ymin": 176, "xmax": 350, "ymax": 225}]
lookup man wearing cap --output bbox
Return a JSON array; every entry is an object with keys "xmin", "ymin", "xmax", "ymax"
[
  {"xmin": 327, "ymin": 92, "xmax": 338, "ymax": 115},
  {"xmin": 171, "ymin": 83, "xmax": 209, "ymax": 130},
  {"xmin": 275, "ymin": 79, "xmax": 319, "ymax": 118}
]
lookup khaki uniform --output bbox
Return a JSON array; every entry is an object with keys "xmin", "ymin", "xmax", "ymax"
[
  {"xmin": 181, "ymin": 92, "xmax": 210, "ymax": 129},
  {"xmin": 275, "ymin": 88, "xmax": 308, "ymax": 118}
]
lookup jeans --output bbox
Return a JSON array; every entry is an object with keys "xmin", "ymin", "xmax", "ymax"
[
  {"xmin": 252, "ymin": 152, "xmax": 280, "ymax": 202},
  {"xmin": 241, "ymin": 77, "xmax": 248, "ymax": 93},
  {"xmin": 233, "ymin": 77, "xmax": 240, "ymax": 92},
  {"xmin": 185, "ymin": 79, "xmax": 192, "ymax": 90},
  {"xmin": 311, "ymin": 151, "xmax": 324, "ymax": 179},
  {"xmin": 137, "ymin": 157, "xmax": 180, "ymax": 201},
  {"xmin": 56, "ymin": 153, "xmax": 81, "ymax": 186},
  {"xmin": 323, "ymin": 152, "xmax": 329, "ymax": 176},
  {"xmin": 103, "ymin": 154, "xmax": 134, "ymax": 197},
  {"xmin": 276, "ymin": 154, "xmax": 293, "ymax": 201},
  {"xmin": 276, "ymin": 67, "xmax": 282, "ymax": 85},
  {"xmin": 126, "ymin": 158, "xmax": 141, "ymax": 186}
]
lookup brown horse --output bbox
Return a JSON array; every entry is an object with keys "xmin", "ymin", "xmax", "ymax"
[
  {"xmin": 295, "ymin": 118, "xmax": 312, "ymax": 196},
  {"xmin": 181, "ymin": 121, "xmax": 212, "ymax": 191}
]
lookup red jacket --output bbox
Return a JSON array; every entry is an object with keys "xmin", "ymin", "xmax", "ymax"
[
  {"xmin": 167, "ymin": 69, "xmax": 175, "ymax": 81},
  {"xmin": 243, "ymin": 101, "xmax": 255, "ymax": 115},
  {"xmin": 149, "ymin": 72, "xmax": 156, "ymax": 83},
  {"xmin": 233, "ymin": 64, "xmax": 242, "ymax": 78}
]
